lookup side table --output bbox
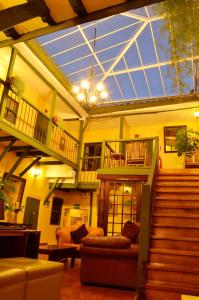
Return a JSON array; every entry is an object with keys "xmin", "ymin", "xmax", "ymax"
[{"xmin": 38, "ymin": 245, "xmax": 77, "ymax": 267}]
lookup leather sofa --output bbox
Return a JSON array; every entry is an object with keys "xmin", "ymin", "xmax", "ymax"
[
  {"xmin": 0, "ymin": 257, "xmax": 63, "ymax": 300},
  {"xmin": 56, "ymin": 225, "xmax": 104, "ymax": 251},
  {"xmin": 80, "ymin": 236, "xmax": 139, "ymax": 289},
  {"xmin": 0, "ymin": 265, "xmax": 25, "ymax": 300}
]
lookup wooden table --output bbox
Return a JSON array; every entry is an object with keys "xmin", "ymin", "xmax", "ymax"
[{"xmin": 38, "ymin": 245, "xmax": 77, "ymax": 267}]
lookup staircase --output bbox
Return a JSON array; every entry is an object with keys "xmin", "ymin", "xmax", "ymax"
[{"xmin": 145, "ymin": 170, "xmax": 199, "ymax": 300}]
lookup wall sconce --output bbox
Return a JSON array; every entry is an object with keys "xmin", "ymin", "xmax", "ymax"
[
  {"xmin": 194, "ymin": 111, "xmax": 199, "ymax": 118},
  {"xmin": 124, "ymin": 185, "xmax": 132, "ymax": 194},
  {"xmin": 31, "ymin": 165, "xmax": 42, "ymax": 178}
]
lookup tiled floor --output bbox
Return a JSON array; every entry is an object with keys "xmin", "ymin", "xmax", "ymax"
[{"xmin": 61, "ymin": 259, "xmax": 137, "ymax": 300}]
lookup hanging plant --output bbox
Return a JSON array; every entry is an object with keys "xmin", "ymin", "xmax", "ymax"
[
  {"xmin": 0, "ymin": 179, "xmax": 16, "ymax": 211},
  {"xmin": 153, "ymin": 0, "xmax": 199, "ymax": 92}
]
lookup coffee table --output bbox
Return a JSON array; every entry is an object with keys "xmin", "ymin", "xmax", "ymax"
[{"xmin": 38, "ymin": 245, "xmax": 77, "ymax": 267}]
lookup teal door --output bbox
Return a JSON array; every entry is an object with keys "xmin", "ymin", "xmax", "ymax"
[{"xmin": 23, "ymin": 197, "xmax": 40, "ymax": 229}]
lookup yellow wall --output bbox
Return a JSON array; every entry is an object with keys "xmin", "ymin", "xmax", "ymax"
[
  {"xmin": 0, "ymin": 47, "xmax": 11, "ymax": 81},
  {"xmin": 0, "ymin": 147, "xmax": 58, "ymax": 244},
  {"xmin": 54, "ymin": 189, "xmax": 98, "ymax": 228},
  {"xmin": 83, "ymin": 107, "xmax": 199, "ymax": 169}
]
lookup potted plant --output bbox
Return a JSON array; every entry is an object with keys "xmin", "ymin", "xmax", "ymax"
[
  {"xmin": 175, "ymin": 127, "xmax": 199, "ymax": 157},
  {"xmin": 0, "ymin": 179, "xmax": 17, "ymax": 221}
]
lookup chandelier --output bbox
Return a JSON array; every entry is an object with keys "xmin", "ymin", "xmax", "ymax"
[{"xmin": 72, "ymin": 25, "xmax": 108, "ymax": 112}]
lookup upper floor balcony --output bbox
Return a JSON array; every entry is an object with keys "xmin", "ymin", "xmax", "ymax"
[
  {"xmin": 79, "ymin": 137, "xmax": 159, "ymax": 185},
  {"xmin": 0, "ymin": 88, "xmax": 79, "ymax": 169}
]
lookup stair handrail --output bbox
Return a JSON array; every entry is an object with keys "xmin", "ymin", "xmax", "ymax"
[{"xmin": 136, "ymin": 136, "xmax": 159, "ymax": 299}]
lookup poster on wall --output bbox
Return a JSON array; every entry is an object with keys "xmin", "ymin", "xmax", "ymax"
[{"xmin": 70, "ymin": 208, "xmax": 88, "ymax": 225}]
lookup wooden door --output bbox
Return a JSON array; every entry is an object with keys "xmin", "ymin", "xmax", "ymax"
[
  {"xmin": 98, "ymin": 179, "xmax": 141, "ymax": 236},
  {"xmin": 34, "ymin": 112, "xmax": 48, "ymax": 144},
  {"xmin": 23, "ymin": 197, "xmax": 40, "ymax": 229}
]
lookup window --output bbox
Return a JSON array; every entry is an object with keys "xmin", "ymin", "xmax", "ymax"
[
  {"xmin": 164, "ymin": 125, "xmax": 187, "ymax": 153},
  {"xmin": 50, "ymin": 197, "xmax": 63, "ymax": 225},
  {"xmin": 4, "ymin": 95, "xmax": 19, "ymax": 125},
  {"xmin": 107, "ymin": 181, "xmax": 141, "ymax": 236},
  {"xmin": 82, "ymin": 143, "xmax": 102, "ymax": 171}
]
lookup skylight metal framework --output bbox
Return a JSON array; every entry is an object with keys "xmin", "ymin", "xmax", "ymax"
[{"xmin": 37, "ymin": 4, "xmax": 196, "ymax": 104}]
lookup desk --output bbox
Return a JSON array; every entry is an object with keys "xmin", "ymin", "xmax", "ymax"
[
  {"xmin": 39, "ymin": 245, "xmax": 77, "ymax": 267},
  {"xmin": 0, "ymin": 229, "xmax": 40, "ymax": 258}
]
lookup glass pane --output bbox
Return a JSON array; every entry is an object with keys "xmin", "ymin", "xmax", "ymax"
[{"xmin": 164, "ymin": 126, "xmax": 186, "ymax": 153}]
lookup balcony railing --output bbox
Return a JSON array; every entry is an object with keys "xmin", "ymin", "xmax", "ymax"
[
  {"xmin": 102, "ymin": 138, "xmax": 155, "ymax": 169},
  {"xmin": 1, "ymin": 89, "xmax": 79, "ymax": 165},
  {"xmin": 79, "ymin": 137, "xmax": 158, "ymax": 183},
  {"xmin": 79, "ymin": 156, "xmax": 100, "ymax": 183}
]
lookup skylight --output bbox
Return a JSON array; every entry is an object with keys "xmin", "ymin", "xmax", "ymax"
[{"xmin": 37, "ymin": 3, "xmax": 195, "ymax": 104}]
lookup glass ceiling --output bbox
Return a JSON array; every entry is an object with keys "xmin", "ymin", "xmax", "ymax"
[{"xmin": 37, "ymin": 4, "xmax": 194, "ymax": 104}]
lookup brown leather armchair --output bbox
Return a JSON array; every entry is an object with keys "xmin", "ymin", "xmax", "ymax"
[{"xmin": 80, "ymin": 236, "xmax": 139, "ymax": 289}]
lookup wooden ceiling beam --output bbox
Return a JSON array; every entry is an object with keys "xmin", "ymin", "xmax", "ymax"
[
  {"xmin": 0, "ymin": 140, "xmax": 16, "ymax": 162},
  {"xmin": 0, "ymin": 0, "xmax": 164, "ymax": 48},
  {"xmin": 39, "ymin": 161, "xmax": 64, "ymax": 165},
  {"xmin": 16, "ymin": 151, "xmax": 49, "ymax": 157},
  {"xmin": 89, "ymin": 95, "xmax": 199, "ymax": 115},
  {"xmin": 0, "ymin": 136, "xmax": 17, "ymax": 141},
  {"xmin": 4, "ymin": 146, "xmax": 32, "ymax": 180},
  {"xmin": 9, "ymin": 146, "xmax": 34, "ymax": 152},
  {"xmin": 0, "ymin": 0, "xmax": 51, "ymax": 31},
  {"xmin": 20, "ymin": 157, "xmax": 41, "ymax": 177},
  {"xmin": 68, "ymin": 0, "xmax": 87, "ymax": 17},
  {"xmin": 4, "ymin": 28, "xmax": 20, "ymax": 40}
]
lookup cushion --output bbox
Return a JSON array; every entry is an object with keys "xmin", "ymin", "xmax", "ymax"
[
  {"xmin": 82, "ymin": 236, "xmax": 132, "ymax": 249},
  {"xmin": 70, "ymin": 224, "xmax": 88, "ymax": 244},
  {"xmin": 87, "ymin": 227, "xmax": 104, "ymax": 237},
  {"xmin": 121, "ymin": 221, "xmax": 140, "ymax": 242}
]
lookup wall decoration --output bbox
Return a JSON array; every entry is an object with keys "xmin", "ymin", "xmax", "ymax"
[{"xmin": 2, "ymin": 174, "xmax": 26, "ymax": 213}]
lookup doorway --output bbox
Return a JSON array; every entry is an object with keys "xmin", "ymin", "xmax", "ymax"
[
  {"xmin": 98, "ymin": 180, "xmax": 141, "ymax": 236},
  {"xmin": 23, "ymin": 197, "xmax": 40, "ymax": 229}
]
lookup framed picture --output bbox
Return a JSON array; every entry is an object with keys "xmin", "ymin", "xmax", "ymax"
[
  {"xmin": 3, "ymin": 173, "xmax": 26, "ymax": 211},
  {"xmin": 70, "ymin": 209, "xmax": 88, "ymax": 225}
]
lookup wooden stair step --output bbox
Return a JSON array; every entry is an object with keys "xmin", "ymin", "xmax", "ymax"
[
  {"xmin": 151, "ymin": 235, "xmax": 199, "ymax": 251},
  {"xmin": 150, "ymin": 248, "xmax": 199, "ymax": 256},
  {"xmin": 158, "ymin": 170, "xmax": 199, "ymax": 175},
  {"xmin": 154, "ymin": 213, "xmax": 199, "ymax": 218},
  {"xmin": 151, "ymin": 235, "xmax": 199, "ymax": 242},
  {"xmin": 147, "ymin": 263, "xmax": 199, "ymax": 285},
  {"xmin": 152, "ymin": 225, "xmax": 199, "ymax": 237},
  {"xmin": 153, "ymin": 215, "xmax": 199, "ymax": 227},
  {"xmin": 156, "ymin": 200, "xmax": 199, "ymax": 207},
  {"xmin": 147, "ymin": 262, "xmax": 199, "ymax": 273},
  {"xmin": 156, "ymin": 187, "xmax": 199, "ymax": 193},
  {"xmin": 157, "ymin": 175, "xmax": 199, "ymax": 181},
  {"xmin": 154, "ymin": 206, "xmax": 199, "ymax": 215},
  {"xmin": 155, "ymin": 204, "xmax": 199, "ymax": 209},
  {"xmin": 156, "ymin": 194, "xmax": 199, "ymax": 200},
  {"xmin": 145, "ymin": 280, "xmax": 199, "ymax": 297},
  {"xmin": 149, "ymin": 248, "xmax": 199, "ymax": 267},
  {"xmin": 157, "ymin": 181, "xmax": 199, "ymax": 187}
]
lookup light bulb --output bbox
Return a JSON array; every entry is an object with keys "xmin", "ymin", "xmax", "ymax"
[
  {"xmin": 31, "ymin": 166, "xmax": 41, "ymax": 178},
  {"xmin": 100, "ymin": 91, "xmax": 108, "ymax": 99},
  {"xmin": 96, "ymin": 83, "xmax": 104, "ymax": 91},
  {"xmin": 77, "ymin": 93, "xmax": 85, "ymax": 101},
  {"xmin": 72, "ymin": 86, "xmax": 79, "ymax": 94},
  {"xmin": 89, "ymin": 95, "xmax": 97, "ymax": 103},
  {"xmin": 81, "ymin": 80, "xmax": 90, "ymax": 89},
  {"xmin": 194, "ymin": 111, "xmax": 199, "ymax": 118}
]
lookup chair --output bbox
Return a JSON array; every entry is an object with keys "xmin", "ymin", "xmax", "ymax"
[
  {"xmin": 125, "ymin": 141, "xmax": 148, "ymax": 167},
  {"xmin": 80, "ymin": 236, "xmax": 138, "ymax": 289}
]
